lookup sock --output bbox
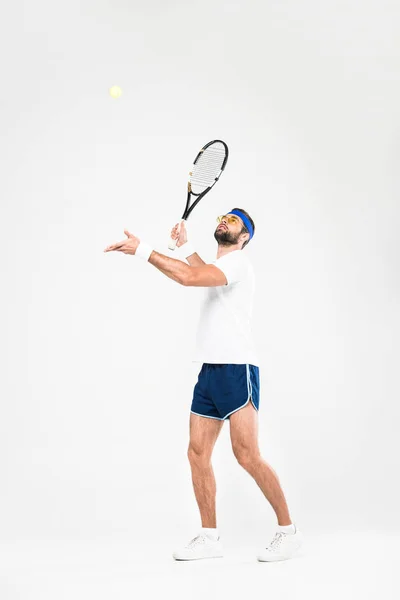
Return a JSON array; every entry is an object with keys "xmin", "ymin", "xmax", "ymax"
[
  {"xmin": 201, "ymin": 527, "xmax": 219, "ymax": 540},
  {"xmin": 277, "ymin": 523, "xmax": 296, "ymax": 535}
]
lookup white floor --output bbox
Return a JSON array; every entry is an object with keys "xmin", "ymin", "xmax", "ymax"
[{"xmin": 0, "ymin": 532, "xmax": 397, "ymax": 600}]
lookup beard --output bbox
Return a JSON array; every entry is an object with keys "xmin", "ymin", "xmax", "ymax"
[{"xmin": 214, "ymin": 227, "xmax": 241, "ymax": 246}]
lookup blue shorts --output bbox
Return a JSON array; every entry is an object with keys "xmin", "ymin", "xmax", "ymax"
[{"xmin": 191, "ymin": 363, "xmax": 260, "ymax": 421}]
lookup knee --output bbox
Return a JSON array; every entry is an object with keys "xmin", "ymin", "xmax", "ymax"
[
  {"xmin": 232, "ymin": 445, "xmax": 260, "ymax": 471},
  {"xmin": 187, "ymin": 443, "xmax": 210, "ymax": 467}
]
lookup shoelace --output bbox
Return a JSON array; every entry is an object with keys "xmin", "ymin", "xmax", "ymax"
[
  {"xmin": 185, "ymin": 535, "xmax": 207, "ymax": 549},
  {"xmin": 267, "ymin": 532, "xmax": 286, "ymax": 551}
]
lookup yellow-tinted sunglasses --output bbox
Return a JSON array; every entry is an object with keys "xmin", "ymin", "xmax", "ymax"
[{"xmin": 216, "ymin": 214, "xmax": 241, "ymax": 225}]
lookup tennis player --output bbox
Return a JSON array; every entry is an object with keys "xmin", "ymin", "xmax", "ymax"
[{"xmin": 104, "ymin": 209, "xmax": 303, "ymax": 562}]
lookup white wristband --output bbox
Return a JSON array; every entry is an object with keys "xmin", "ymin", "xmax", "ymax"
[
  {"xmin": 179, "ymin": 241, "xmax": 196, "ymax": 259},
  {"xmin": 135, "ymin": 241, "xmax": 153, "ymax": 261}
]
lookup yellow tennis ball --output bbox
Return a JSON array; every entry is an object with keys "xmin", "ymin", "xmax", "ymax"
[{"xmin": 109, "ymin": 85, "xmax": 122, "ymax": 99}]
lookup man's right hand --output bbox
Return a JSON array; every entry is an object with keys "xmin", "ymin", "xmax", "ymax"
[{"xmin": 171, "ymin": 221, "xmax": 188, "ymax": 248}]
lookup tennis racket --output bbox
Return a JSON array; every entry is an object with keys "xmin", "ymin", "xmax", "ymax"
[{"xmin": 168, "ymin": 139, "xmax": 229, "ymax": 250}]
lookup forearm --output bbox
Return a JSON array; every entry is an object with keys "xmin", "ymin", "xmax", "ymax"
[
  {"xmin": 186, "ymin": 252, "xmax": 206, "ymax": 267},
  {"xmin": 148, "ymin": 250, "xmax": 190, "ymax": 285}
]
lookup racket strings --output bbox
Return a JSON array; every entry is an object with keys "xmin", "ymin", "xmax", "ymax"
[{"xmin": 190, "ymin": 145, "xmax": 227, "ymax": 191}]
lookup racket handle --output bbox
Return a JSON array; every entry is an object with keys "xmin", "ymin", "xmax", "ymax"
[
  {"xmin": 168, "ymin": 219, "xmax": 183, "ymax": 251},
  {"xmin": 168, "ymin": 237, "xmax": 178, "ymax": 251}
]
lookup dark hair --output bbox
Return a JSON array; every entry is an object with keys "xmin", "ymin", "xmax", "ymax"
[{"xmin": 231, "ymin": 208, "xmax": 255, "ymax": 249}]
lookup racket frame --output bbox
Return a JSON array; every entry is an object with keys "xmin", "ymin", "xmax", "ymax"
[
  {"xmin": 181, "ymin": 139, "xmax": 229, "ymax": 220},
  {"xmin": 168, "ymin": 139, "xmax": 229, "ymax": 251}
]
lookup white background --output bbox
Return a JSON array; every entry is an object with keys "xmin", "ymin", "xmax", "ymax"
[{"xmin": 0, "ymin": 0, "xmax": 399, "ymax": 598}]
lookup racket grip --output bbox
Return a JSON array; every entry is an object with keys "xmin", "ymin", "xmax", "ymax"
[
  {"xmin": 168, "ymin": 237, "xmax": 178, "ymax": 251},
  {"xmin": 168, "ymin": 219, "xmax": 183, "ymax": 251}
]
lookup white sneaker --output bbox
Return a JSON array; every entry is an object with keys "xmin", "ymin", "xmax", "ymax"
[
  {"xmin": 172, "ymin": 532, "xmax": 224, "ymax": 561},
  {"xmin": 257, "ymin": 525, "xmax": 303, "ymax": 562}
]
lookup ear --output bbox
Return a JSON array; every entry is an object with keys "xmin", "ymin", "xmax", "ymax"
[{"xmin": 240, "ymin": 232, "xmax": 250, "ymax": 249}]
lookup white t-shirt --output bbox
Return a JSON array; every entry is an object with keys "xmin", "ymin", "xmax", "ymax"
[{"xmin": 192, "ymin": 249, "xmax": 260, "ymax": 366}]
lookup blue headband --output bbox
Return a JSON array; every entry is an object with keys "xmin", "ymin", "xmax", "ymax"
[{"xmin": 229, "ymin": 209, "xmax": 254, "ymax": 240}]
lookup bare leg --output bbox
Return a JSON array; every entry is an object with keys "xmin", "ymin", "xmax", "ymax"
[
  {"xmin": 229, "ymin": 402, "xmax": 292, "ymax": 525},
  {"xmin": 188, "ymin": 413, "xmax": 224, "ymax": 528}
]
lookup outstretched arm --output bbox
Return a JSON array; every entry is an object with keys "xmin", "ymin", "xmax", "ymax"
[
  {"xmin": 104, "ymin": 230, "xmax": 226, "ymax": 287},
  {"xmin": 148, "ymin": 250, "xmax": 190, "ymax": 285},
  {"xmin": 148, "ymin": 251, "xmax": 226, "ymax": 286}
]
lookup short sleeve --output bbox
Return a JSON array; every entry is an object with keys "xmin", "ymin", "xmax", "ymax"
[{"xmin": 214, "ymin": 251, "xmax": 248, "ymax": 285}]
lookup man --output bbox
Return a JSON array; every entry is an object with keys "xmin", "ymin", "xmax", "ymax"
[{"xmin": 104, "ymin": 208, "xmax": 303, "ymax": 562}]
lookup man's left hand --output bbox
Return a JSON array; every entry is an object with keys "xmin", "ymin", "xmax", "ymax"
[{"xmin": 104, "ymin": 230, "xmax": 140, "ymax": 255}]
